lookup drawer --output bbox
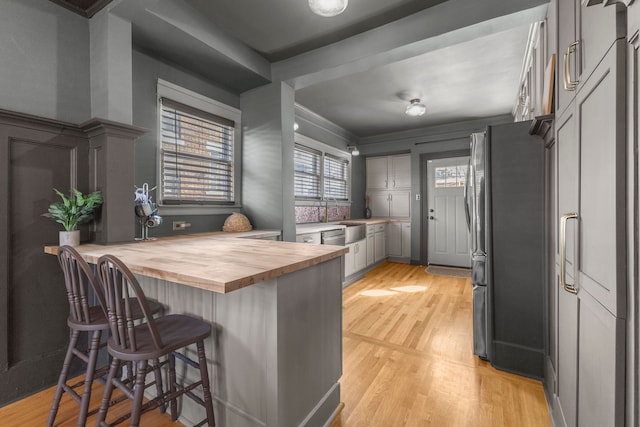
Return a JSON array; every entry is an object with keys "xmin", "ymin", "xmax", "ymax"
[
  {"xmin": 366, "ymin": 225, "xmax": 375, "ymax": 235},
  {"xmin": 295, "ymin": 232, "xmax": 321, "ymax": 244},
  {"xmin": 374, "ymin": 224, "xmax": 386, "ymax": 233}
]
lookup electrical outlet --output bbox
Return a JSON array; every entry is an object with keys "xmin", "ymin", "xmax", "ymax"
[
  {"xmin": 173, "ymin": 221, "xmax": 191, "ymax": 231},
  {"xmin": 416, "ymin": 194, "xmax": 421, "ymax": 201}
]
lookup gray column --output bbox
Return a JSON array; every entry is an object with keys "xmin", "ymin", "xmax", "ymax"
[{"xmin": 81, "ymin": 118, "xmax": 147, "ymax": 244}]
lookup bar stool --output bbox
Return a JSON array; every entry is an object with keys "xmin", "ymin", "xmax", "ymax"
[
  {"xmin": 96, "ymin": 254, "xmax": 216, "ymax": 427},
  {"xmin": 47, "ymin": 246, "xmax": 164, "ymax": 427}
]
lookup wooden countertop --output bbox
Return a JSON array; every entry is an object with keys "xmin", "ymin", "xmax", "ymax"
[{"xmin": 44, "ymin": 231, "xmax": 347, "ymax": 294}]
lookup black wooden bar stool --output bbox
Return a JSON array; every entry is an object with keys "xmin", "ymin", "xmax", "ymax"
[
  {"xmin": 47, "ymin": 246, "xmax": 164, "ymax": 427},
  {"xmin": 96, "ymin": 254, "xmax": 216, "ymax": 427}
]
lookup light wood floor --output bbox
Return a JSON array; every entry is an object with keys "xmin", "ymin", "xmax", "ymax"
[
  {"xmin": 0, "ymin": 261, "xmax": 551, "ymax": 426},
  {"xmin": 331, "ymin": 262, "xmax": 551, "ymax": 427}
]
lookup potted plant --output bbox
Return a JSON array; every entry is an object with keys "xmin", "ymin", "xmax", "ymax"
[{"xmin": 44, "ymin": 188, "xmax": 104, "ymax": 246}]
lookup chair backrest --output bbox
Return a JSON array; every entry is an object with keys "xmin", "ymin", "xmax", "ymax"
[
  {"xmin": 96, "ymin": 255, "xmax": 163, "ymax": 352},
  {"xmin": 57, "ymin": 245, "xmax": 108, "ymax": 325}
]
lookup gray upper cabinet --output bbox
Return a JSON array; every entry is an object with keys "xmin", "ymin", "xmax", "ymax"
[
  {"xmin": 366, "ymin": 155, "xmax": 411, "ymax": 190},
  {"xmin": 556, "ymin": 0, "xmax": 625, "ymax": 116}
]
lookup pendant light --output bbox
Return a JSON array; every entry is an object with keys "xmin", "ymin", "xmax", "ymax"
[
  {"xmin": 405, "ymin": 99, "xmax": 426, "ymax": 117},
  {"xmin": 309, "ymin": 0, "xmax": 348, "ymax": 17}
]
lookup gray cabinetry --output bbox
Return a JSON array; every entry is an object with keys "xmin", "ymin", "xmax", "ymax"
[
  {"xmin": 552, "ymin": 39, "xmax": 626, "ymax": 427},
  {"xmin": 387, "ymin": 222, "xmax": 411, "ymax": 260},
  {"xmin": 556, "ymin": 0, "xmax": 625, "ymax": 116},
  {"xmin": 374, "ymin": 224, "xmax": 386, "ymax": 262},
  {"xmin": 366, "ymin": 225, "xmax": 375, "ymax": 266},
  {"xmin": 366, "ymin": 155, "xmax": 411, "ymax": 218}
]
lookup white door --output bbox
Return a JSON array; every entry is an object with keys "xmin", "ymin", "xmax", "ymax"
[{"xmin": 427, "ymin": 157, "xmax": 471, "ymax": 267}]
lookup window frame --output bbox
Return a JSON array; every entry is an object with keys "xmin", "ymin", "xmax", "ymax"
[
  {"xmin": 294, "ymin": 133, "xmax": 352, "ymax": 205},
  {"xmin": 156, "ymin": 79, "xmax": 241, "ymax": 215}
]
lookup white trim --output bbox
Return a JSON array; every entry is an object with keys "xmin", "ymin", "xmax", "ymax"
[{"xmin": 158, "ymin": 79, "xmax": 241, "ymax": 121}]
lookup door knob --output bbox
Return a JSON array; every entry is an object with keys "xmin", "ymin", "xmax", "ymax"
[{"xmin": 429, "ymin": 216, "xmax": 435, "ymax": 220}]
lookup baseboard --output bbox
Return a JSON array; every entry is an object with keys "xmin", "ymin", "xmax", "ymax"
[{"xmin": 491, "ymin": 340, "xmax": 544, "ymax": 379}]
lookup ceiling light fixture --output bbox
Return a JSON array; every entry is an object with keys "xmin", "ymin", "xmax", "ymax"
[
  {"xmin": 308, "ymin": 0, "xmax": 348, "ymax": 17},
  {"xmin": 347, "ymin": 145, "xmax": 359, "ymax": 156},
  {"xmin": 405, "ymin": 99, "xmax": 426, "ymax": 117}
]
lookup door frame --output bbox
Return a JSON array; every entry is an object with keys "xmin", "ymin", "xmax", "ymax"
[{"xmin": 419, "ymin": 149, "xmax": 470, "ymax": 266}]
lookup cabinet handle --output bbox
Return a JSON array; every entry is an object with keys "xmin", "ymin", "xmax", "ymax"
[
  {"xmin": 393, "ymin": 179, "xmax": 396, "ymax": 188},
  {"xmin": 560, "ymin": 213, "xmax": 578, "ymax": 294},
  {"xmin": 563, "ymin": 41, "xmax": 579, "ymax": 91}
]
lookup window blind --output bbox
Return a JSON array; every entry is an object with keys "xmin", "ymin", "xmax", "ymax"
[
  {"xmin": 294, "ymin": 144, "xmax": 321, "ymax": 199},
  {"xmin": 160, "ymin": 98, "xmax": 235, "ymax": 204},
  {"xmin": 324, "ymin": 155, "xmax": 349, "ymax": 200}
]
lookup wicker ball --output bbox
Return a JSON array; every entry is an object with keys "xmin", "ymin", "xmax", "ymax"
[{"xmin": 222, "ymin": 212, "xmax": 253, "ymax": 232}]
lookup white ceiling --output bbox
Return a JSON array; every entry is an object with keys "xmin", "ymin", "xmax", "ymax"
[{"xmin": 108, "ymin": 0, "xmax": 549, "ymax": 139}]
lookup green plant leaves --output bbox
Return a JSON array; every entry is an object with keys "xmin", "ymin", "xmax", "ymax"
[{"xmin": 44, "ymin": 188, "xmax": 104, "ymax": 232}]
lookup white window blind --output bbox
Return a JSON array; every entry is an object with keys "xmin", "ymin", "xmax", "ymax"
[
  {"xmin": 294, "ymin": 144, "xmax": 321, "ymax": 199},
  {"xmin": 324, "ymin": 155, "xmax": 349, "ymax": 200},
  {"xmin": 160, "ymin": 98, "xmax": 235, "ymax": 204}
]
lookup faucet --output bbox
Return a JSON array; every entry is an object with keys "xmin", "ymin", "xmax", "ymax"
[{"xmin": 323, "ymin": 196, "xmax": 338, "ymax": 223}]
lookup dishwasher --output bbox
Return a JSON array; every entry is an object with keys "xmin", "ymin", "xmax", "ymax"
[{"xmin": 321, "ymin": 229, "xmax": 346, "ymax": 246}]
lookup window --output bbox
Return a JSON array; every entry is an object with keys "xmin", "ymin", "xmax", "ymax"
[
  {"xmin": 157, "ymin": 79, "xmax": 241, "ymax": 210},
  {"xmin": 294, "ymin": 144, "xmax": 321, "ymax": 199},
  {"xmin": 294, "ymin": 136, "xmax": 351, "ymax": 201},
  {"xmin": 324, "ymin": 155, "xmax": 349, "ymax": 200},
  {"xmin": 434, "ymin": 165, "xmax": 467, "ymax": 188}
]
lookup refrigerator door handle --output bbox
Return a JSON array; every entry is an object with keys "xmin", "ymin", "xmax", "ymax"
[
  {"xmin": 464, "ymin": 160, "xmax": 471, "ymax": 231},
  {"xmin": 560, "ymin": 212, "xmax": 578, "ymax": 294}
]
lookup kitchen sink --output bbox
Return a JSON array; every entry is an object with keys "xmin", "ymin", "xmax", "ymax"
[{"xmin": 344, "ymin": 224, "xmax": 366, "ymax": 244}]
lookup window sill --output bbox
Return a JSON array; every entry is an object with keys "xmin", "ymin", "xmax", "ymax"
[{"xmin": 158, "ymin": 204, "xmax": 242, "ymax": 216}]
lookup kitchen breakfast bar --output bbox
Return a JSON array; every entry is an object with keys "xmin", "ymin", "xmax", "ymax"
[{"xmin": 45, "ymin": 231, "xmax": 348, "ymax": 427}]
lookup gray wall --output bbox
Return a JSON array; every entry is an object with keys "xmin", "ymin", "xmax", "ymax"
[
  {"xmin": 131, "ymin": 48, "xmax": 241, "ymax": 236},
  {"xmin": 0, "ymin": 0, "xmax": 91, "ymax": 124},
  {"xmin": 358, "ymin": 114, "xmax": 514, "ymax": 263}
]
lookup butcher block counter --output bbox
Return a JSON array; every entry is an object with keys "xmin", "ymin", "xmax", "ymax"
[
  {"xmin": 44, "ymin": 231, "xmax": 345, "ymax": 427},
  {"xmin": 44, "ymin": 230, "xmax": 347, "ymax": 294}
]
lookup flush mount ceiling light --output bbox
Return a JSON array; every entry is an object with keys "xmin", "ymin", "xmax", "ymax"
[
  {"xmin": 309, "ymin": 0, "xmax": 348, "ymax": 17},
  {"xmin": 405, "ymin": 99, "xmax": 426, "ymax": 117}
]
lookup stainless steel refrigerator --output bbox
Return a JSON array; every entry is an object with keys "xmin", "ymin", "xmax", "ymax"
[{"xmin": 464, "ymin": 120, "xmax": 544, "ymax": 378}]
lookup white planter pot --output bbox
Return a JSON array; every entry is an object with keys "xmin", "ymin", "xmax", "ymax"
[{"xmin": 59, "ymin": 230, "xmax": 80, "ymax": 247}]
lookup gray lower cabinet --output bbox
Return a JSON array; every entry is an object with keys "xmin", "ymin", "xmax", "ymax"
[
  {"xmin": 374, "ymin": 224, "xmax": 386, "ymax": 262},
  {"xmin": 552, "ymin": 39, "xmax": 626, "ymax": 427},
  {"xmin": 366, "ymin": 228, "xmax": 374, "ymax": 266},
  {"xmin": 387, "ymin": 222, "xmax": 411, "ymax": 259},
  {"xmin": 345, "ymin": 239, "xmax": 367, "ymax": 277}
]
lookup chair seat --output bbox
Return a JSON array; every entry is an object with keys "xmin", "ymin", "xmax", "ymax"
[{"xmin": 107, "ymin": 315, "xmax": 211, "ymax": 361}]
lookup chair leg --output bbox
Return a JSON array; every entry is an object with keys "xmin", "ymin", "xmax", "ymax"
[
  {"xmin": 96, "ymin": 357, "xmax": 120, "ymax": 426},
  {"xmin": 130, "ymin": 360, "xmax": 149, "ymax": 427},
  {"xmin": 196, "ymin": 341, "xmax": 215, "ymax": 427},
  {"xmin": 76, "ymin": 329, "xmax": 102, "ymax": 426},
  {"xmin": 47, "ymin": 329, "xmax": 80, "ymax": 427},
  {"xmin": 169, "ymin": 353, "xmax": 178, "ymax": 422},
  {"xmin": 152, "ymin": 358, "xmax": 165, "ymax": 413}
]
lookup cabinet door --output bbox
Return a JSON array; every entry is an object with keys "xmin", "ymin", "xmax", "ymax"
[
  {"xmin": 555, "ymin": 103, "xmax": 579, "ymax": 427},
  {"xmin": 577, "ymin": 2, "xmax": 625, "ymax": 85},
  {"xmin": 387, "ymin": 222, "xmax": 401, "ymax": 257},
  {"xmin": 355, "ymin": 240, "xmax": 367, "ymax": 272},
  {"xmin": 557, "ymin": 0, "xmax": 577, "ymax": 115},
  {"xmin": 366, "ymin": 157, "xmax": 389, "ymax": 189},
  {"xmin": 344, "ymin": 242, "xmax": 356, "ymax": 277},
  {"xmin": 401, "ymin": 223, "xmax": 411, "ymax": 258},
  {"xmin": 369, "ymin": 191, "xmax": 390, "ymax": 217},
  {"xmin": 389, "ymin": 191, "xmax": 410, "ymax": 217},
  {"xmin": 374, "ymin": 231, "xmax": 385, "ymax": 262},
  {"xmin": 577, "ymin": 40, "xmax": 625, "ymax": 317},
  {"xmin": 391, "ymin": 155, "xmax": 411, "ymax": 188},
  {"xmin": 366, "ymin": 235, "xmax": 374, "ymax": 265}
]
